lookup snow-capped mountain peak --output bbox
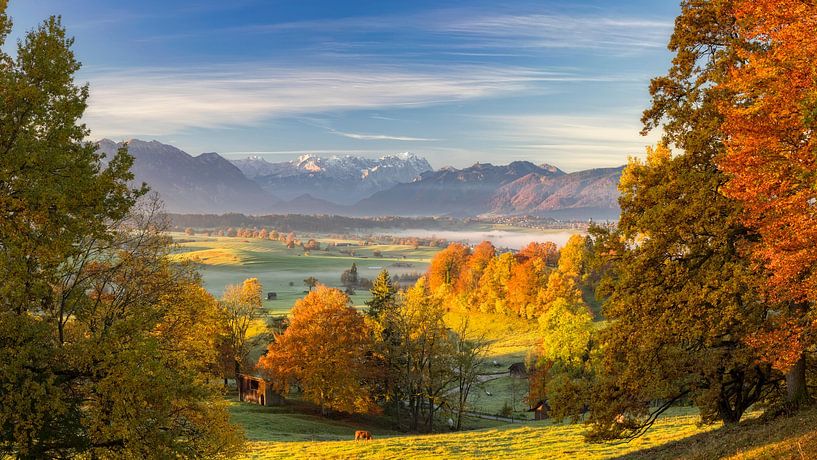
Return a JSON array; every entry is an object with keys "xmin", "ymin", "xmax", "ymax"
[{"xmin": 230, "ymin": 153, "xmax": 433, "ymax": 205}]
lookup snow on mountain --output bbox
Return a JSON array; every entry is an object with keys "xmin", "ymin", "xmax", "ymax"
[{"xmin": 231, "ymin": 153, "xmax": 432, "ymax": 204}]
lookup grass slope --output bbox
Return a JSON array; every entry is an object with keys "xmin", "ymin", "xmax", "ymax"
[
  {"xmin": 240, "ymin": 410, "xmax": 711, "ymax": 459},
  {"xmin": 620, "ymin": 408, "xmax": 817, "ymax": 460}
]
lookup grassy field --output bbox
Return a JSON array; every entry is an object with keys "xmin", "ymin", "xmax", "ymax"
[
  {"xmin": 171, "ymin": 233, "xmax": 440, "ymax": 314},
  {"xmin": 238, "ymin": 408, "xmax": 713, "ymax": 459}
]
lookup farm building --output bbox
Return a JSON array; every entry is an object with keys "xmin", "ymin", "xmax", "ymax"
[
  {"xmin": 509, "ymin": 362, "xmax": 528, "ymax": 378},
  {"xmin": 237, "ymin": 374, "xmax": 284, "ymax": 406},
  {"xmin": 530, "ymin": 400, "xmax": 550, "ymax": 421},
  {"xmin": 267, "ymin": 292, "xmax": 277, "ymax": 300}
]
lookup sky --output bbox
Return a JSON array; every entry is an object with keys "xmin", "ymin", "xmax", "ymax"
[{"xmin": 6, "ymin": 0, "xmax": 679, "ymax": 170}]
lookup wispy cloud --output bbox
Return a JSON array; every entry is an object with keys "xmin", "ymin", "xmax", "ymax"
[
  {"xmin": 82, "ymin": 64, "xmax": 586, "ymax": 137},
  {"xmin": 481, "ymin": 114, "xmax": 663, "ymax": 170},
  {"xmin": 136, "ymin": 8, "xmax": 672, "ymax": 57},
  {"xmin": 436, "ymin": 14, "xmax": 673, "ymax": 51},
  {"xmin": 192, "ymin": 9, "xmax": 673, "ymax": 55},
  {"xmin": 328, "ymin": 129, "xmax": 437, "ymax": 142}
]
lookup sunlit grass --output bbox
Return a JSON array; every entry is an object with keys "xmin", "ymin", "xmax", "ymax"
[{"xmin": 241, "ymin": 410, "xmax": 712, "ymax": 459}]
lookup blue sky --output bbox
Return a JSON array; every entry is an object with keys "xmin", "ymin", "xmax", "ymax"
[{"xmin": 7, "ymin": 0, "xmax": 679, "ymax": 170}]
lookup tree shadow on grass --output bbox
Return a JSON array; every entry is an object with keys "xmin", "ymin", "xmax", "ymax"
[{"xmin": 614, "ymin": 410, "xmax": 817, "ymax": 460}]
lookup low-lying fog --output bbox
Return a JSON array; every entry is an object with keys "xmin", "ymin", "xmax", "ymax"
[{"xmin": 382, "ymin": 229, "xmax": 582, "ymax": 250}]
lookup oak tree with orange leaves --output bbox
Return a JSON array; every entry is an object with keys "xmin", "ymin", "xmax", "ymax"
[
  {"xmin": 427, "ymin": 242, "xmax": 471, "ymax": 291},
  {"xmin": 720, "ymin": 0, "xmax": 817, "ymax": 406},
  {"xmin": 258, "ymin": 286, "xmax": 377, "ymax": 415}
]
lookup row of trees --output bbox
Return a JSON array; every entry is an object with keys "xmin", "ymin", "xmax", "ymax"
[
  {"xmin": 257, "ymin": 272, "xmax": 488, "ymax": 432},
  {"xmin": 425, "ymin": 237, "xmax": 593, "ymax": 320}
]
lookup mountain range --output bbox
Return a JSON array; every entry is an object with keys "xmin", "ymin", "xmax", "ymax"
[
  {"xmin": 231, "ymin": 153, "xmax": 432, "ymax": 204},
  {"xmin": 96, "ymin": 139, "xmax": 622, "ymax": 219}
]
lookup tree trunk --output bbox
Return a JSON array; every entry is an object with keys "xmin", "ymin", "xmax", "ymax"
[{"xmin": 786, "ymin": 352, "xmax": 809, "ymax": 408}]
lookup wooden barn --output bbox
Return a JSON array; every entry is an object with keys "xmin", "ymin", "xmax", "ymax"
[
  {"xmin": 530, "ymin": 400, "xmax": 550, "ymax": 421},
  {"xmin": 509, "ymin": 362, "xmax": 528, "ymax": 378},
  {"xmin": 237, "ymin": 374, "xmax": 284, "ymax": 406}
]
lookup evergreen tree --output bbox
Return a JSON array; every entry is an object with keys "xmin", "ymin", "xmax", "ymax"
[{"xmin": 366, "ymin": 270, "xmax": 397, "ymax": 318}]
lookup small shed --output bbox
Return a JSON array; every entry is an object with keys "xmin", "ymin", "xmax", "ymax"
[
  {"xmin": 509, "ymin": 362, "xmax": 528, "ymax": 378},
  {"xmin": 530, "ymin": 400, "xmax": 550, "ymax": 421},
  {"xmin": 267, "ymin": 292, "xmax": 277, "ymax": 300},
  {"xmin": 237, "ymin": 374, "xmax": 284, "ymax": 406}
]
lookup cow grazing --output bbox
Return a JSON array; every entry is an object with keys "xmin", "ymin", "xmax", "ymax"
[{"xmin": 354, "ymin": 430, "xmax": 373, "ymax": 441}]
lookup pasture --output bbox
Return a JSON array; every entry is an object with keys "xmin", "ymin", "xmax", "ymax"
[
  {"xmin": 237, "ymin": 407, "xmax": 714, "ymax": 460},
  {"xmin": 170, "ymin": 233, "xmax": 440, "ymax": 314}
]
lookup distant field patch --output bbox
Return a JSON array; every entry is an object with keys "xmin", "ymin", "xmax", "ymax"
[{"xmin": 172, "ymin": 248, "xmax": 243, "ymax": 265}]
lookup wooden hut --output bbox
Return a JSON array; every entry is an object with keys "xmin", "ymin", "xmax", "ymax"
[
  {"xmin": 237, "ymin": 374, "xmax": 284, "ymax": 406},
  {"xmin": 509, "ymin": 362, "xmax": 528, "ymax": 378},
  {"xmin": 530, "ymin": 400, "xmax": 550, "ymax": 421},
  {"xmin": 267, "ymin": 292, "xmax": 277, "ymax": 300}
]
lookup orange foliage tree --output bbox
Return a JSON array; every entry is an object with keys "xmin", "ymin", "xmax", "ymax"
[
  {"xmin": 720, "ymin": 0, "xmax": 817, "ymax": 404},
  {"xmin": 456, "ymin": 240, "xmax": 496, "ymax": 294},
  {"xmin": 427, "ymin": 243, "xmax": 470, "ymax": 290},
  {"xmin": 258, "ymin": 286, "xmax": 377, "ymax": 415}
]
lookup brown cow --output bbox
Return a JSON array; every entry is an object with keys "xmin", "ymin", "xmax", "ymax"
[{"xmin": 354, "ymin": 430, "xmax": 373, "ymax": 441}]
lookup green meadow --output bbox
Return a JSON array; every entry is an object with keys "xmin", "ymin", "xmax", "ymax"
[{"xmin": 171, "ymin": 233, "xmax": 441, "ymax": 315}]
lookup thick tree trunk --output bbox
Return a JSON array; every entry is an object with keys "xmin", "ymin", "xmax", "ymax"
[{"xmin": 786, "ymin": 352, "xmax": 809, "ymax": 408}]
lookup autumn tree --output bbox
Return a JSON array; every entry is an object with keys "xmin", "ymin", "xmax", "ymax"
[
  {"xmin": 506, "ymin": 256, "xmax": 549, "ymax": 318},
  {"xmin": 456, "ymin": 241, "xmax": 495, "ymax": 298},
  {"xmin": 535, "ymin": 235, "xmax": 588, "ymax": 316},
  {"xmin": 221, "ymin": 277, "xmax": 264, "ymax": 381},
  {"xmin": 582, "ymin": 0, "xmax": 787, "ymax": 439},
  {"xmin": 517, "ymin": 241, "xmax": 558, "ymax": 267},
  {"xmin": 474, "ymin": 252, "xmax": 516, "ymax": 315},
  {"xmin": 258, "ymin": 286, "xmax": 377, "ymax": 415},
  {"xmin": 374, "ymin": 277, "xmax": 456, "ymax": 431},
  {"xmin": 720, "ymin": 0, "xmax": 817, "ymax": 407},
  {"xmin": 0, "ymin": 7, "xmax": 242, "ymax": 457},
  {"xmin": 427, "ymin": 243, "xmax": 470, "ymax": 290}
]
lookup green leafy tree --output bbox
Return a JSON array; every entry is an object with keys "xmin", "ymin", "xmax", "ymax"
[{"xmin": 341, "ymin": 262, "xmax": 359, "ymax": 287}]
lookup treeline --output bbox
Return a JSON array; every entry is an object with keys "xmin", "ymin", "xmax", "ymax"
[
  {"xmin": 184, "ymin": 226, "xmax": 452, "ymax": 249},
  {"xmin": 425, "ymin": 237, "xmax": 596, "ymax": 319},
  {"xmin": 168, "ymin": 213, "xmax": 465, "ymax": 233}
]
